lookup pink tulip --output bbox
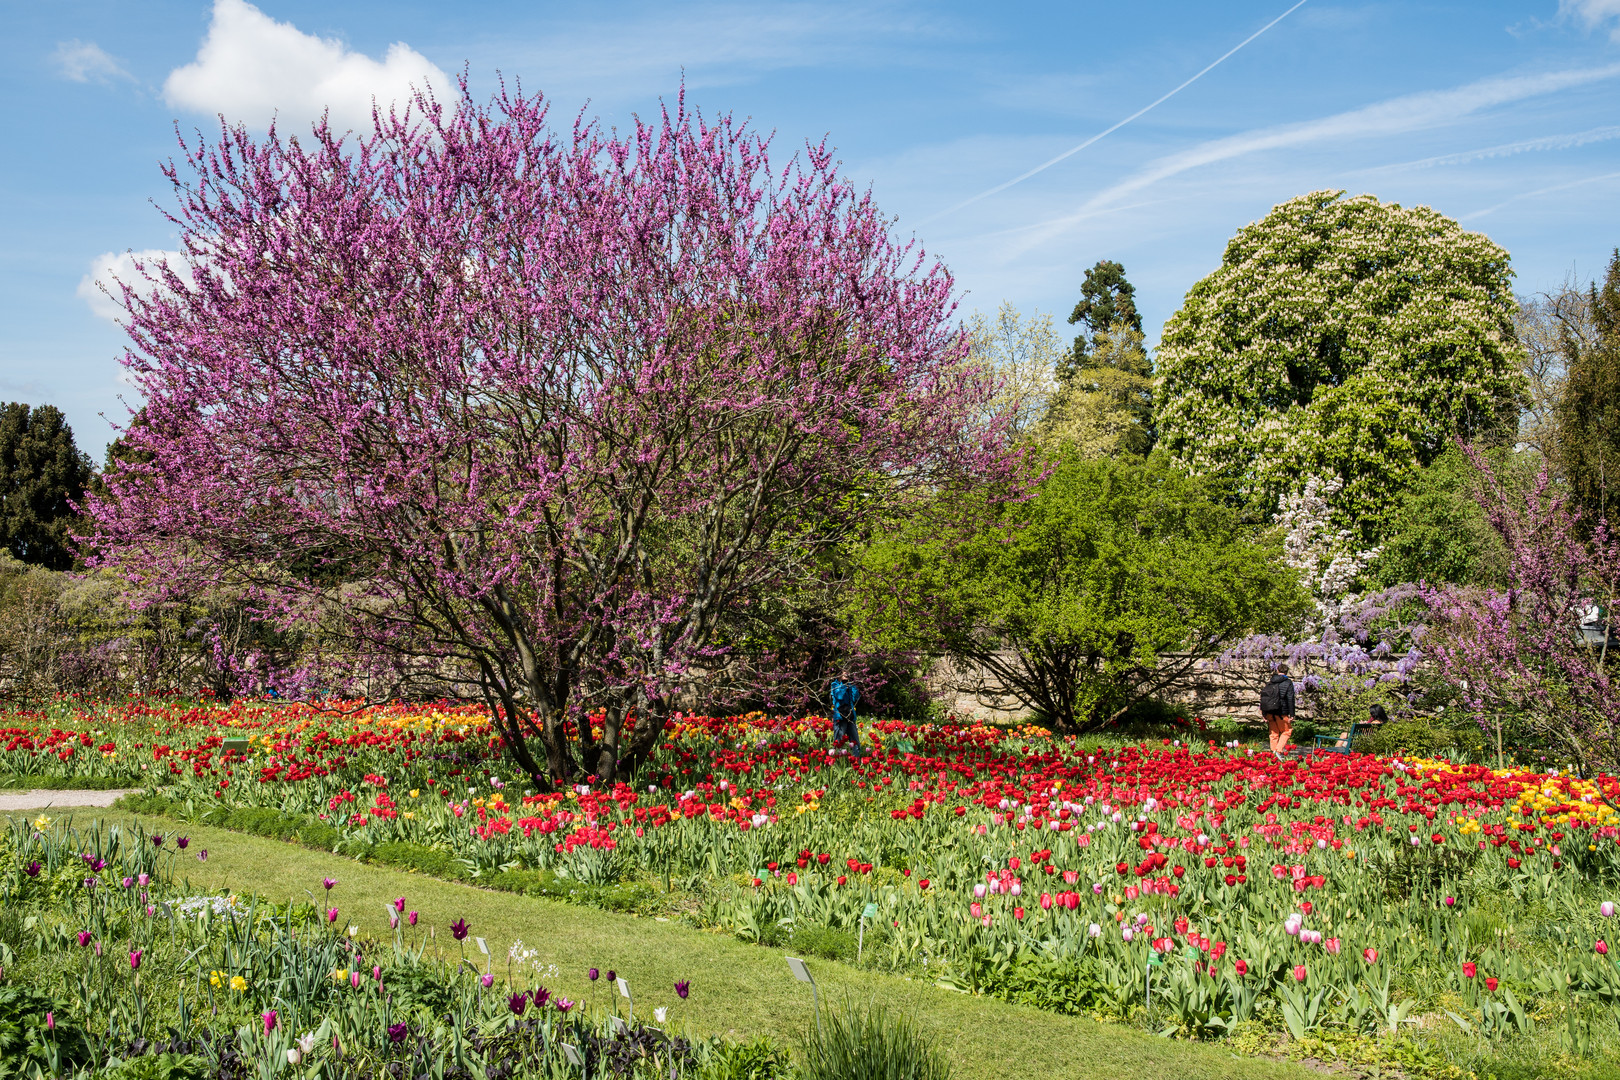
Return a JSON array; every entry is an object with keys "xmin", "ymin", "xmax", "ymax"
[
  {"xmin": 1363, "ymin": 948, "xmax": 1378, "ymax": 964},
  {"xmin": 1293, "ymin": 965, "xmax": 1307, "ymax": 982},
  {"xmin": 1325, "ymin": 937, "xmax": 1341, "ymax": 955},
  {"xmin": 1603, "ymin": 901, "xmax": 1616, "ymax": 918},
  {"xmin": 129, "ymin": 949, "xmax": 142, "ymax": 970},
  {"xmin": 263, "ymin": 1010, "xmax": 278, "ymax": 1034},
  {"xmin": 1597, "ymin": 940, "xmax": 1610, "ymax": 956}
]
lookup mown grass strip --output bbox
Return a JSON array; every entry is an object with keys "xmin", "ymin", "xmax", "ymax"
[{"xmin": 16, "ymin": 805, "xmax": 1316, "ymax": 1080}]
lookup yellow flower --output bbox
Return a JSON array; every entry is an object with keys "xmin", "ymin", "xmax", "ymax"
[
  {"xmin": 231, "ymin": 975, "xmax": 248, "ymax": 992},
  {"xmin": 409, "ymin": 790, "xmax": 420, "ymax": 799},
  {"xmin": 1343, "ymin": 849, "xmax": 1356, "ymax": 859},
  {"xmin": 403, "ymin": 812, "xmax": 415, "ymax": 820},
  {"xmin": 32, "ymin": 814, "xmax": 50, "ymax": 831},
  {"xmin": 209, "ymin": 971, "xmax": 223, "ymax": 988}
]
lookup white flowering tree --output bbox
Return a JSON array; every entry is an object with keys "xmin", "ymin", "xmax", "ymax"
[
  {"xmin": 1154, "ymin": 190, "xmax": 1526, "ymax": 543},
  {"xmin": 1276, "ymin": 476, "xmax": 1380, "ymax": 628}
]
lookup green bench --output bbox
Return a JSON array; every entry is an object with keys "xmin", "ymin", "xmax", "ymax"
[{"xmin": 1289, "ymin": 722, "xmax": 1359, "ymax": 758}]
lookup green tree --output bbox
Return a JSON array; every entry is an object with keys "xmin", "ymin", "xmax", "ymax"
[
  {"xmin": 0, "ymin": 403, "xmax": 94, "ymax": 570},
  {"xmin": 1154, "ymin": 190, "xmax": 1525, "ymax": 543},
  {"xmin": 1063, "ymin": 259, "xmax": 1142, "ymax": 377},
  {"xmin": 1044, "ymin": 261, "xmax": 1153, "ymax": 456},
  {"xmin": 1555, "ymin": 248, "xmax": 1620, "ymax": 526},
  {"xmin": 848, "ymin": 451, "xmax": 1309, "ymax": 732},
  {"xmin": 1368, "ymin": 445, "xmax": 1515, "ymax": 588}
]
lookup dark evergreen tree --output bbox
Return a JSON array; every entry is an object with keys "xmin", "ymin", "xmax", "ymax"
[
  {"xmin": 0, "ymin": 402, "xmax": 94, "ymax": 570},
  {"xmin": 1063, "ymin": 259, "xmax": 1142, "ymax": 380},
  {"xmin": 1556, "ymin": 248, "xmax": 1620, "ymax": 527}
]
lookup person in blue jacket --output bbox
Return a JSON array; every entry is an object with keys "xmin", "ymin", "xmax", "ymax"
[{"xmin": 829, "ymin": 674, "xmax": 863, "ymax": 758}]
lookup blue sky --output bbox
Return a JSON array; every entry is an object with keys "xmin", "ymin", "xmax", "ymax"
[{"xmin": 5, "ymin": 0, "xmax": 1620, "ymax": 455}]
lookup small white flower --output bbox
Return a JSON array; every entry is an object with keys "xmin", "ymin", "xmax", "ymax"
[{"xmin": 654, "ymin": 1007, "xmax": 668, "ymax": 1023}]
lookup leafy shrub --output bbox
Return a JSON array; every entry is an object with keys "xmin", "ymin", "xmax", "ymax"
[
  {"xmin": 788, "ymin": 925, "xmax": 857, "ymax": 963},
  {"xmin": 694, "ymin": 1038, "xmax": 794, "ymax": 1080},
  {"xmin": 372, "ymin": 840, "xmax": 465, "ymax": 878},
  {"xmin": 975, "ymin": 954, "xmax": 1104, "ymax": 1016},
  {"xmin": 1357, "ymin": 718, "xmax": 1484, "ymax": 760},
  {"xmin": 100, "ymin": 1052, "xmax": 211, "ymax": 1079},
  {"xmin": 0, "ymin": 986, "xmax": 93, "ymax": 1077},
  {"xmin": 797, "ymin": 998, "xmax": 951, "ymax": 1080}
]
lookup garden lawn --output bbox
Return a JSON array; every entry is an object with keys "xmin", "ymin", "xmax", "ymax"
[{"xmin": 19, "ymin": 806, "xmax": 1314, "ymax": 1080}]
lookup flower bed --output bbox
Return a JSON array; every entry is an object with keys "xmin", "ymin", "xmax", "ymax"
[
  {"xmin": 6, "ymin": 699, "xmax": 1620, "ymax": 1057},
  {"xmin": 0, "ymin": 813, "xmax": 779, "ymax": 1078}
]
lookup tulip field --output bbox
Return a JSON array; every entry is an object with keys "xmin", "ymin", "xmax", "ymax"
[{"xmin": 6, "ymin": 697, "xmax": 1620, "ymax": 1075}]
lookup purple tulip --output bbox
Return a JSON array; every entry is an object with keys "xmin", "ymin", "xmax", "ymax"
[
  {"xmin": 407, "ymin": 911, "xmax": 418, "ymax": 926},
  {"xmin": 387, "ymin": 1022, "xmax": 408, "ymax": 1043},
  {"xmin": 555, "ymin": 997, "xmax": 574, "ymax": 1013},
  {"xmin": 605, "ymin": 969, "xmax": 616, "ymax": 982},
  {"xmin": 322, "ymin": 877, "xmax": 337, "ymax": 891},
  {"xmin": 176, "ymin": 836, "xmax": 189, "ymax": 849},
  {"xmin": 327, "ymin": 907, "xmax": 339, "ymax": 924},
  {"xmin": 393, "ymin": 896, "xmax": 406, "ymax": 912},
  {"xmin": 450, "ymin": 918, "xmax": 469, "ymax": 941},
  {"xmin": 198, "ymin": 850, "xmax": 208, "ymax": 862},
  {"xmin": 588, "ymin": 968, "xmax": 599, "ymax": 981},
  {"xmin": 262, "ymin": 1010, "xmax": 277, "ymax": 1034},
  {"xmin": 533, "ymin": 987, "xmax": 552, "ymax": 1008},
  {"xmin": 129, "ymin": 949, "xmax": 142, "ymax": 970},
  {"xmin": 508, "ymin": 991, "xmax": 529, "ymax": 1015},
  {"xmin": 480, "ymin": 973, "xmax": 495, "ymax": 988},
  {"xmin": 24, "ymin": 862, "xmax": 40, "ymax": 878},
  {"xmin": 152, "ymin": 835, "xmax": 165, "ymax": 848},
  {"xmin": 122, "ymin": 877, "xmax": 135, "ymax": 889},
  {"xmin": 675, "ymin": 979, "xmax": 690, "ymax": 999}
]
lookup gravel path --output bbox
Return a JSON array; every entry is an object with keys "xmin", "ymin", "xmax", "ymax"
[{"xmin": 0, "ymin": 789, "xmax": 134, "ymax": 810}]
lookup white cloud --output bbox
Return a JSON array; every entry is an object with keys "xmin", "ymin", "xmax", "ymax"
[
  {"xmin": 1006, "ymin": 62, "xmax": 1620, "ymax": 255},
  {"xmin": 163, "ymin": 0, "xmax": 450, "ymax": 133},
  {"xmin": 1563, "ymin": 0, "xmax": 1620, "ymax": 38},
  {"xmin": 52, "ymin": 40, "xmax": 132, "ymax": 83},
  {"xmin": 77, "ymin": 250, "xmax": 185, "ymax": 323}
]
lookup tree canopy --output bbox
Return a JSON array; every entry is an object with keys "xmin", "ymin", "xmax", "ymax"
[
  {"xmin": 0, "ymin": 403, "xmax": 93, "ymax": 571},
  {"xmin": 1555, "ymin": 248, "xmax": 1620, "ymax": 527},
  {"xmin": 1153, "ymin": 190, "xmax": 1525, "ymax": 543},
  {"xmin": 848, "ymin": 451, "xmax": 1309, "ymax": 732},
  {"xmin": 87, "ymin": 85, "xmax": 1018, "ymax": 787}
]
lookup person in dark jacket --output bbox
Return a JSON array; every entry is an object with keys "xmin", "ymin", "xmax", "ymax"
[
  {"xmin": 1259, "ymin": 663, "xmax": 1297, "ymax": 759},
  {"xmin": 829, "ymin": 674, "xmax": 862, "ymax": 758}
]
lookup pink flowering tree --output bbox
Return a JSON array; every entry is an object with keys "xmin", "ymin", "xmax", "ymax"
[
  {"xmin": 1421, "ymin": 447, "xmax": 1620, "ymax": 780},
  {"xmin": 87, "ymin": 84, "xmax": 1016, "ymax": 787}
]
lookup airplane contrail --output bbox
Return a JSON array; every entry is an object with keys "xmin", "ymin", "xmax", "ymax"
[{"xmin": 917, "ymin": 0, "xmax": 1311, "ymax": 226}]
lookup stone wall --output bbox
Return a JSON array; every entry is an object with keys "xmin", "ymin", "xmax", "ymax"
[{"xmin": 924, "ymin": 652, "xmax": 1274, "ymax": 724}]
